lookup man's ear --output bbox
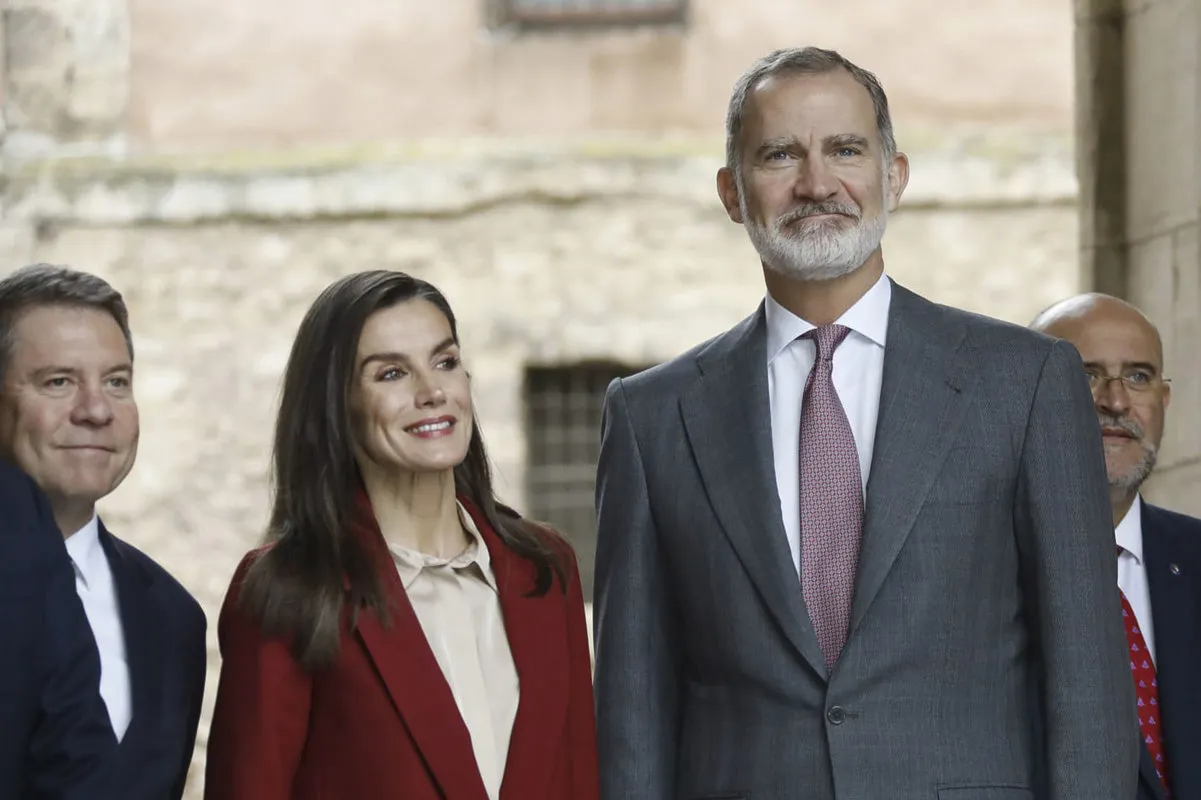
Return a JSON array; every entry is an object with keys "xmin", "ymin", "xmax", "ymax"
[
  {"xmin": 717, "ymin": 167, "xmax": 744, "ymax": 224},
  {"xmin": 886, "ymin": 152, "xmax": 909, "ymax": 212}
]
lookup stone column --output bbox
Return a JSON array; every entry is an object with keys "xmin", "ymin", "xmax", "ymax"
[{"xmin": 1074, "ymin": 0, "xmax": 1128, "ymax": 296}]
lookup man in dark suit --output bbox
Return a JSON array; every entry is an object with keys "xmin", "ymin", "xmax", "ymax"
[
  {"xmin": 0, "ymin": 456, "xmax": 117, "ymax": 798},
  {"xmin": 1033, "ymin": 294, "xmax": 1201, "ymax": 800},
  {"xmin": 0, "ymin": 264, "xmax": 207, "ymax": 799},
  {"xmin": 593, "ymin": 47, "xmax": 1139, "ymax": 799}
]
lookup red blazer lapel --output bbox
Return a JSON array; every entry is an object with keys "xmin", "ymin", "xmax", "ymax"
[
  {"xmin": 459, "ymin": 499, "xmax": 570, "ymax": 800},
  {"xmin": 350, "ymin": 492, "xmax": 491, "ymax": 800}
]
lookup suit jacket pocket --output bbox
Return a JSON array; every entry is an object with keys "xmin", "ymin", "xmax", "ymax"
[
  {"xmin": 687, "ymin": 795, "xmax": 746, "ymax": 800},
  {"xmin": 937, "ymin": 786, "xmax": 1031, "ymax": 800}
]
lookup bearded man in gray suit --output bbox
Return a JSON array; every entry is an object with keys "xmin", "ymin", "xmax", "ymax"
[{"xmin": 592, "ymin": 46, "xmax": 1139, "ymax": 800}]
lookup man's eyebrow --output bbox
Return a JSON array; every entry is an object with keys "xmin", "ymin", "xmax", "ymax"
[
  {"xmin": 754, "ymin": 133, "xmax": 871, "ymax": 156},
  {"xmin": 827, "ymin": 133, "xmax": 871, "ymax": 150},
  {"xmin": 1082, "ymin": 360, "xmax": 1160, "ymax": 375}
]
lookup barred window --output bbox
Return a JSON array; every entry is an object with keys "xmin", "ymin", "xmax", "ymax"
[
  {"xmin": 494, "ymin": 0, "xmax": 687, "ymax": 29},
  {"xmin": 524, "ymin": 361, "xmax": 651, "ymax": 601}
]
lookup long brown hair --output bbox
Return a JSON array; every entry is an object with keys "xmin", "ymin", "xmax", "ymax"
[{"xmin": 238, "ymin": 270, "xmax": 566, "ymax": 671}]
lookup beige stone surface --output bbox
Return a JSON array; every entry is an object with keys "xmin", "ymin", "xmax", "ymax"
[
  {"xmin": 125, "ymin": 0, "xmax": 1074, "ymax": 150},
  {"xmin": 0, "ymin": 11, "xmax": 7, "ymax": 142},
  {"xmin": 0, "ymin": 223, "xmax": 35, "ymax": 263},
  {"xmin": 1124, "ymin": 0, "xmax": 1199, "ymax": 241},
  {"xmin": 1136, "ymin": 222, "xmax": 1201, "ymax": 500}
]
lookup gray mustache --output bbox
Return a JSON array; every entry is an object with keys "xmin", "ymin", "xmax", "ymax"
[
  {"xmin": 778, "ymin": 203, "xmax": 862, "ymax": 226},
  {"xmin": 1097, "ymin": 414, "xmax": 1143, "ymax": 440}
]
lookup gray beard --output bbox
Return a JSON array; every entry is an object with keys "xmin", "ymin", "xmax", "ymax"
[
  {"xmin": 1108, "ymin": 443, "xmax": 1158, "ymax": 494},
  {"xmin": 746, "ymin": 207, "xmax": 888, "ymax": 282},
  {"xmin": 738, "ymin": 171, "xmax": 890, "ymax": 281}
]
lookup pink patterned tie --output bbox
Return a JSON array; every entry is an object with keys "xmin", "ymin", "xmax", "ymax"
[{"xmin": 799, "ymin": 324, "xmax": 863, "ymax": 672}]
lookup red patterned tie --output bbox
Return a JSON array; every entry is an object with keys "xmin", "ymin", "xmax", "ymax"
[
  {"xmin": 799, "ymin": 324, "xmax": 863, "ymax": 672},
  {"xmin": 1117, "ymin": 566, "xmax": 1172, "ymax": 797}
]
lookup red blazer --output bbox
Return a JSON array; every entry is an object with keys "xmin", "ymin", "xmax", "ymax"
[{"xmin": 204, "ymin": 496, "xmax": 599, "ymax": 800}]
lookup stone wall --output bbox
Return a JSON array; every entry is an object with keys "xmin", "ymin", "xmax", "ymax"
[
  {"xmin": 123, "ymin": 0, "xmax": 1072, "ymax": 149},
  {"xmin": 1076, "ymin": 0, "xmax": 1201, "ymax": 513},
  {"xmin": 3, "ymin": 0, "xmax": 1073, "ymax": 158}
]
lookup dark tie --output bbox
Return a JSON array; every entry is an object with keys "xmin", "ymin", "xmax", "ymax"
[
  {"xmin": 799, "ymin": 324, "xmax": 863, "ymax": 672},
  {"xmin": 1117, "ymin": 547, "xmax": 1172, "ymax": 797}
]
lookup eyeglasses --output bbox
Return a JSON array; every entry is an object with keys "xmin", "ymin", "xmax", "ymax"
[{"xmin": 1085, "ymin": 369, "xmax": 1171, "ymax": 395}]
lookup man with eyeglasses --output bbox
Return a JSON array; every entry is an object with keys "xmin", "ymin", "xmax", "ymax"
[{"xmin": 1032, "ymin": 293, "xmax": 1200, "ymax": 800}]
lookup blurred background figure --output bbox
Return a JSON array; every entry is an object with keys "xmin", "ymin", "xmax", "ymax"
[{"xmin": 0, "ymin": 0, "xmax": 1196, "ymax": 795}]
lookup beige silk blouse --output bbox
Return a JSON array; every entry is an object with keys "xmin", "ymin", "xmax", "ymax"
[{"xmin": 386, "ymin": 504, "xmax": 520, "ymax": 800}]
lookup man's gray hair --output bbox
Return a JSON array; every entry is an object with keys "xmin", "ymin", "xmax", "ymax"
[
  {"xmin": 724, "ymin": 47, "xmax": 897, "ymax": 172},
  {"xmin": 0, "ymin": 263, "xmax": 133, "ymax": 383}
]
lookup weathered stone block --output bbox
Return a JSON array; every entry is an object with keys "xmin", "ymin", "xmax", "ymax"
[
  {"xmin": 1125, "ymin": 0, "xmax": 1199, "ymax": 240},
  {"xmin": 1074, "ymin": 8, "xmax": 1128, "ymax": 250},
  {"xmin": 1161, "ymin": 223, "xmax": 1201, "ymax": 471}
]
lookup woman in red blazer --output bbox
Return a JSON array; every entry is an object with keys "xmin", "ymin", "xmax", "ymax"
[{"xmin": 205, "ymin": 270, "xmax": 598, "ymax": 800}]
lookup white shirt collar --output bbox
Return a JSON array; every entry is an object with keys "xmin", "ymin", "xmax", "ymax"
[
  {"xmin": 63, "ymin": 512, "xmax": 104, "ymax": 590},
  {"xmin": 1115, "ymin": 494, "xmax": 1144, "ymax": 564},
  {"xmin": 765, "ymin": 271, "xmax": 892, "ymax": 365},
  {"xmin": 388, "ymin": 501, "xmax": 498, "ymax": 592}
]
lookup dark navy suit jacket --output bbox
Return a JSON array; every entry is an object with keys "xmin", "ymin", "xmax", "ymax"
[
  {"xmin": 97, "ymin": 521, "xmax": 207, "ymax": 800},
  {"xmin": 0, "ymin": 458, "xmax": 117, "ymax": 799},
  {"xmin": 1136, "ymin": 501, "xmax": 1201, "ymax": 800}
]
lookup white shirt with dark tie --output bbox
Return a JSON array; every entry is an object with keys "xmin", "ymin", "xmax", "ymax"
[
  {"xmin": 64, "ymin": 513, "xmax": 132, "ymax": 741},
  {"xmin": 1116, "ymin": 494, "xmax": 1156, "ymax": 665},
  {"xmin": 766, "ymin": 272, "xmax": 891, "ymax": 575}
]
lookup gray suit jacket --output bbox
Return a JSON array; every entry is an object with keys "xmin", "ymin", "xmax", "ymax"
[{"xmin": 593, "ymin": 282, "xmax": 1139, "ymax": 800}]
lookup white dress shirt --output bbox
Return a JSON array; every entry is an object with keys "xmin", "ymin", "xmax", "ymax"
[
  {"xmin": 387, "ymin": 503, "xmax": 519, "ymax": 800},
  {"xmin": 767, "ymin": 272, "xmax": 891, "ymax": 574},
  {"xmin": 64, "ymin": 513, "xmax": 132, "ymax": 741},
  {"xmin": 1116, "ymin": 494, "xmax": 1156, "ymax": 665}
]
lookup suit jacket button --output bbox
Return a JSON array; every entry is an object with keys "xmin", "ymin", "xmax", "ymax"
[
  {"xmin": 827, "ymin": 706, "xmax": 846, "ymax": 725},
  {"xmin": 1169, "ymin": 563, "xmax": 1182, "ymax": 575}
]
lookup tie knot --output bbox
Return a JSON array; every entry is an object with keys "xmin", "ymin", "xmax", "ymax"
[{"xmin": 804, "ymin": 324, "xmax": 852, "ymax": 362}]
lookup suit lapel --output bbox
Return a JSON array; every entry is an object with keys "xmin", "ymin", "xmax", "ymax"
[
  {"xmin": 99, "ymin": 522, "xmax": 163, "ymax": 746},
  {"xmin": 1144, "ymin": 504, "xmax": 1199, "ymax": 685},
  {"xmin": 680, "ymin": 307, "xmax": 827, "ymax": 677},
  {"xmin": 850, "ymin": 284, "xmax": 977, "ymax": 630},
  {"xmin": 1137, "ymin": 739, "xmax": 1167, "ymax": 800},
  {"xmin": 459, "ymin": 502, "xmax": 569, "ymax": 800},
  {"xmin": 350, "ymin": 500, "xmax": 490, "ymax": 800},
  {"xmin": 1143, "ymin": 502, "xmax": 1201, "ymax": 797}
]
